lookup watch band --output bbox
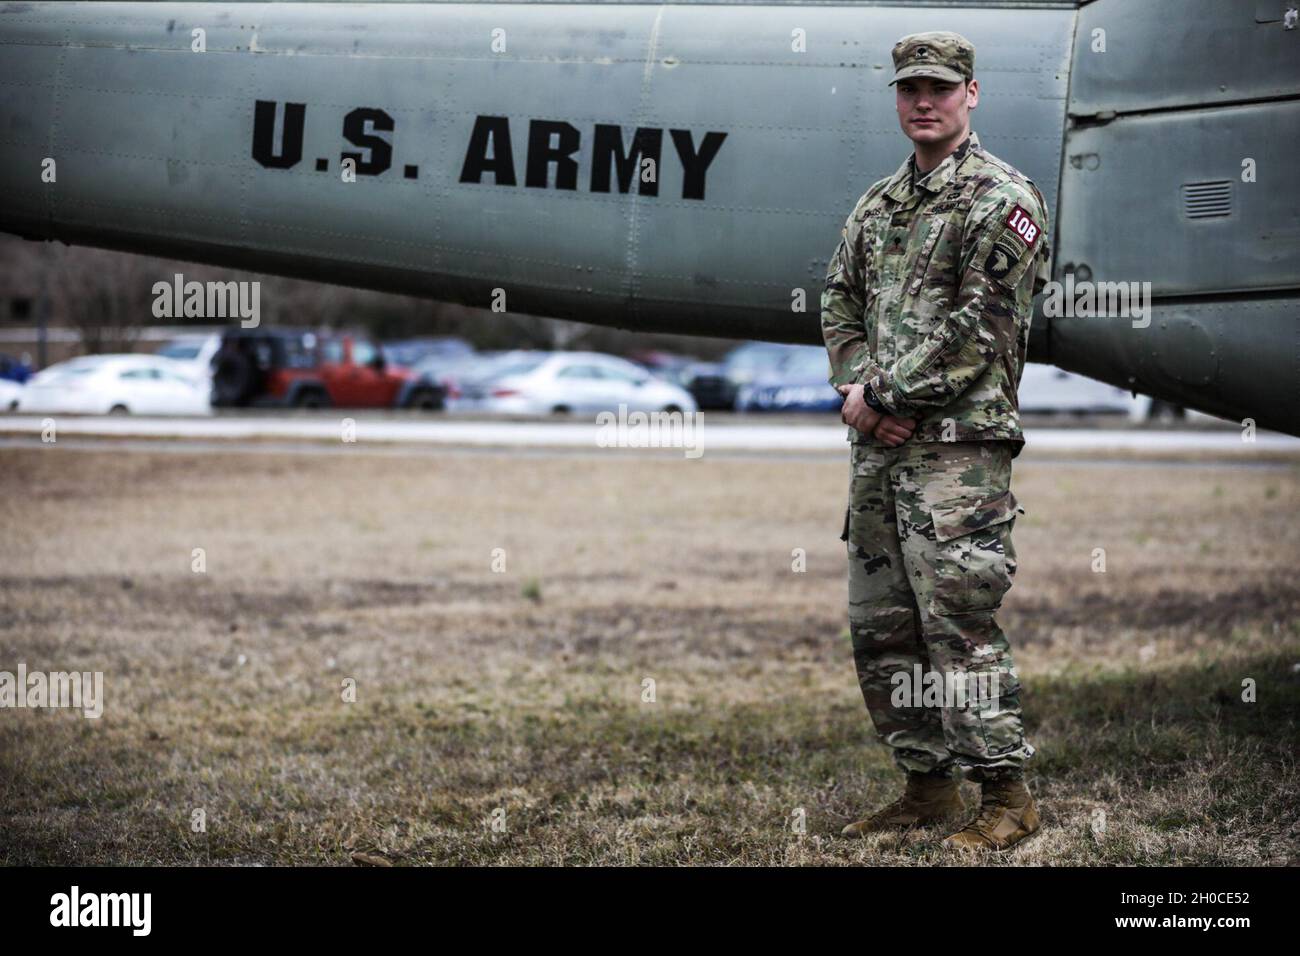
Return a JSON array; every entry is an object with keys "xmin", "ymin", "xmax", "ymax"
[{"xmin": 863, "ymin": 384, "xmax": 887, "ymax": 414}]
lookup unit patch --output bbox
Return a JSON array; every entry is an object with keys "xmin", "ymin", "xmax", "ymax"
[
  {"xmin": 984, "ymin": 239, "xmax": 1020, "ymax": 280},
  {"xmin": 1004, "ymin": 203, "xmax": 1041, "ymax": 245}
]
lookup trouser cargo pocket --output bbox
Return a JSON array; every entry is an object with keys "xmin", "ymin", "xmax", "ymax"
[{"xmin": 928, "ymin": 489, "xmax": 1022, "ymax": 615}]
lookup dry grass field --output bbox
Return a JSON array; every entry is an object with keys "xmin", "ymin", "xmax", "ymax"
[{"xmin": 1, "ymin": 440, "xmax": 1297, "ymax": 865}]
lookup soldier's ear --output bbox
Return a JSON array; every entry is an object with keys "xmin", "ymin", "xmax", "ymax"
[{"xmin": 966, "ymin": 78, "xmax": 979, "ymax": 110}]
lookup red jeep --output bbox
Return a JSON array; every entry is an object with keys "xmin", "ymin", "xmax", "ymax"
[{"xmin": 210, "ymin": 328, "xmax": 444, "ymax": 409}]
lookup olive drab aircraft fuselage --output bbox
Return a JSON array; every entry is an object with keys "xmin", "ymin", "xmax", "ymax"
[{"xmin": 1, "ymin": 0, "xmax": 1296, "ymax": 434}]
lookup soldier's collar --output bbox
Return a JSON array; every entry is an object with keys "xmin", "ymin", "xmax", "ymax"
[
  {"xmin": 883, "ymin": 154, "xmax": 915, "ymax": 205},
  {"xmin": 886, "ymin": 130, "xmax": 980, "ymax": 203},
  {"xmin": 914, "ymin": 132, "xmax": 977, "ymax": 193}
]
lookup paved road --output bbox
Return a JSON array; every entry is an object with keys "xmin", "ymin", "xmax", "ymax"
[{"xmin": 1, "ymin": 413, "xmax": 1297, "ymax": 457}]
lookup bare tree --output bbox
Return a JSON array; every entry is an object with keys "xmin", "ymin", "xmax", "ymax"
[
  {"xmin": 40, "ymin": 245, "xmax": 160, "ymax": 354},
  {"xmin": 1, "ymin": 234, "xmax": 743, "ymax": 361}
]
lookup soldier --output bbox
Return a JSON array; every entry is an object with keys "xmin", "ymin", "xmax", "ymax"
[{"xmin": 821, "ymin": 31, "xmax": 1050, "ymax": 851}]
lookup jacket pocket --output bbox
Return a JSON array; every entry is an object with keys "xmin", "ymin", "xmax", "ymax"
[
  {"xmin": 910, "ymin": 217, "xmax": 960, "ymax": 293},
  {"xmin": 927, "ymin": 490, "xmax": 1023, "ymax": 614},
  {"xmin": 906, "ymin": 219, "xmax": 944, "ymax": 296}
]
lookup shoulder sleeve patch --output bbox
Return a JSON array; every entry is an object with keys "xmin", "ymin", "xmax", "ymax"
[
  {"xmin": 984, "ymin": 239, "xmax": 1020, "ymax": 281},
  {"xmin": 1004, "ymin": 203, "xmax": 1042, "ymax": 245},
  {"xmin": 977, "ymin": 201, "xmax": 1038, "ymax": 289}
]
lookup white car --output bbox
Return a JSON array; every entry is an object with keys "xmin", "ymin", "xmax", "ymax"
[
  {"xmin": 17, "ymin": 354, "xmax": 212, "ymax": 415},
  {"xmin": 0, "ymin": 378, "xmax": 23, "ymax": 412},
  {"xmin": 156, "ymin": 333, "xmax": 221, "ymax": 386},
  {"xmin": 451, "ymin": 351, "xmax": 698, "ymax": 415},
  {"xmin": 1018, "ymin": 364, "xmax": 1154, "ymax": 418}
]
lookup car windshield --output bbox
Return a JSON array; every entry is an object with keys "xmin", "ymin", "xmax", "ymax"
[
  {"xmin": 724, "ymin": 343, "xmax": 795, "ymax": 373},
  {"xmin": 281, "ymin": 335, "xmax": 319, "ymax": 369},
  {"xmin": 595, "ymin": 361, "xmax": 644, "ymax": 383},
  {"xmin": 386, "ymin": 339, "xmax": 472, "ymax": 365},
  {"xmin": 158, "ymin": 343, "xmax": 201, "ymax": 360},
  {"xmin": 38, "ymin": 364, "xmax": 101, "ymax": 381},
  {"xmin": 484, "ymin": 357, "xmax": 546, "ymax": 380},
  {"xmin": 776, "ymin": 348, "xmax": 832, "ymax": 378},
  {"xmin": 413, "ymin": 353, "xmax": 480, "ymax": 378},
  {"xmin": 353, "ymin": 340, "xmax": 378, "ymax": 365}
]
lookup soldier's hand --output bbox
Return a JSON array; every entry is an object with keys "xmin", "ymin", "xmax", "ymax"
[
  {"xmin": 838, "ymin": 383, "xmax": 882, "ymax": 434},
  {"xmin": 873, "ymin": 414, "xmax": 918, "ymax": 447}
]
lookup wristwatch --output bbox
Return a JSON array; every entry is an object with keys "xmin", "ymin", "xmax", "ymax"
[{"xmin": 862, "ymin": 383, "xmax": 888, "ymax": 415}]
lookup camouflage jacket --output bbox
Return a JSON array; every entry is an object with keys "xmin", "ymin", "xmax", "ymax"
[{"xmin": 821, "ymin": 131, "xmax": 1050, "ymax": 452}]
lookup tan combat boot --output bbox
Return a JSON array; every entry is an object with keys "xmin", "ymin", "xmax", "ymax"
[
  {"xmin": 840, "ymin": 772, "xmax": 965, "ymax": 837},
  {"xmin": 942, "ymin": 776, "xmax": 1040, "ymax": 852}
]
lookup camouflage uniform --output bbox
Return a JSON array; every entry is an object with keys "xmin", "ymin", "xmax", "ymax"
[{"xmin": 821, "ymin": 39, "xmax": 1051, "ymax": 783}]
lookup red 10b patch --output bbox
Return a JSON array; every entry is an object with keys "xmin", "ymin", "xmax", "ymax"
[{"xmin": 1005, "ymin": 204, "xmax": 1041, "ymax": 245}]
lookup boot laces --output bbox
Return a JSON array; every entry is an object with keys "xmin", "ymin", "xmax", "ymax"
[
  {"xmin": 963, "ymin": 792, "xmax": 1006, "ymax": 835},
  {"xmin": 868, "ymin": 796, "xmax": 909, "ymax": 823}
]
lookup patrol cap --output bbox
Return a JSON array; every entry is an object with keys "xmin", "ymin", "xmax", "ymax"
[{"xmin": 889, "ymin": 31, "xmax": 975, "ymax": 85}]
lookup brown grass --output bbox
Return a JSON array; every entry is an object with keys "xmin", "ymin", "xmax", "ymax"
[{"xmin": 1, "ymin": 442, "xmax": 1297, "ymax": 865}]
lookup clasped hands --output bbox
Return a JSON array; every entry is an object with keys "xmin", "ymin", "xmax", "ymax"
[{"xmin": 836, "ymin": 384, "xmax": 917, "ymax": 447}]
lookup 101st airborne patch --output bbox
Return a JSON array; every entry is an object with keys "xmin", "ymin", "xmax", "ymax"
[{"xmin": 984, "ymin": 203, "xmax": 1042, "ymax": 282}]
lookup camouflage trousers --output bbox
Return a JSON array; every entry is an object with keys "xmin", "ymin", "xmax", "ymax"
[{"xmin": 840, "ymin": 439, "xmax": 1035, "ymax": 782}]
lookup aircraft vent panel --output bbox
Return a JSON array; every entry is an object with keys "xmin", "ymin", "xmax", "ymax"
[
  {"xmin": 1181, "ymin": 181, "xmax": 1232, "ymax": 220},
  {"xmin": 1056, "ymin": 100, "xmax": 1300, "ymax": 296}
]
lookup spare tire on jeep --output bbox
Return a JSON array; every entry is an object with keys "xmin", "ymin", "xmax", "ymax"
[{"xmin": 211, "ymin": 345, "xmax": 259, "ymax": 406}]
